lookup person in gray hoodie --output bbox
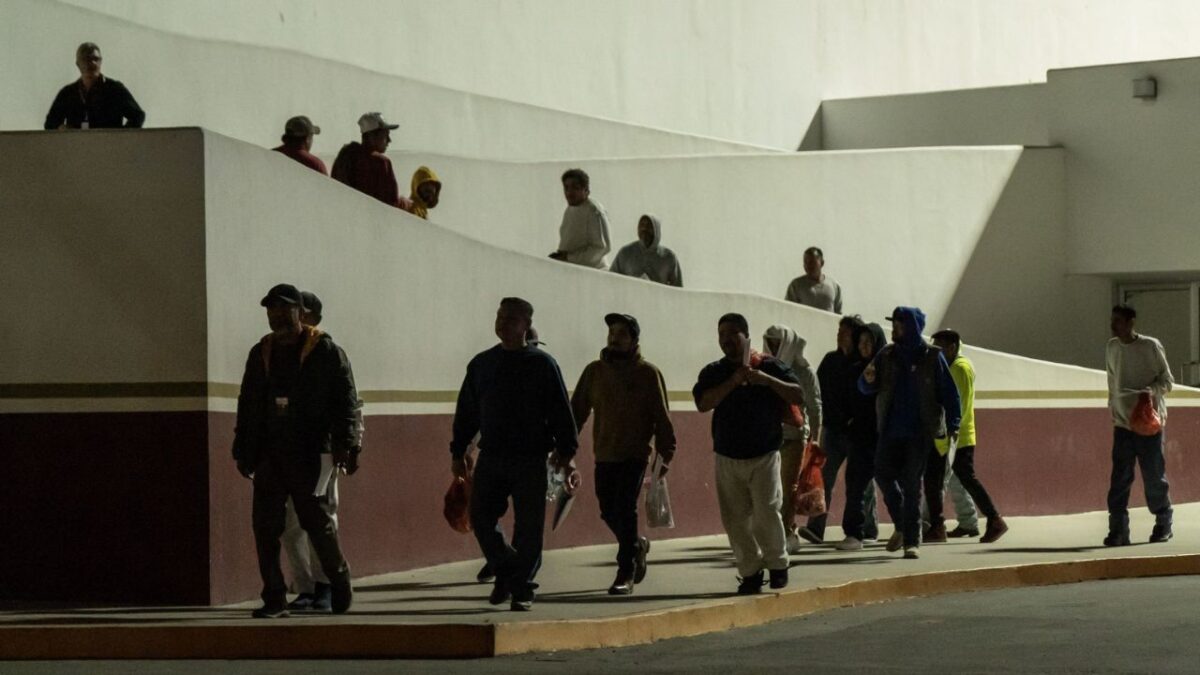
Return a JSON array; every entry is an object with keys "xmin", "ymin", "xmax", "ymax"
[
  {"xmin": 763, "ymin": 325, "xmax": 822, "ymax": 554},
  {"xmin": 610, "ymin": 214, "xmax": 683, "ymax": 287}
]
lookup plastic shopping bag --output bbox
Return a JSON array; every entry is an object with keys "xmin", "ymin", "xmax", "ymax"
[
  {"xmin": 1130, "ymin": 392, "xmax": 1163, "ymax": 436},
  {"xmin": 793, "ymin": 443, "xmax": 827, "ymax": 517},
  {"xmin": 645, "ymin": 455, "xmax": 675, "ymax": 529},
  {"xmin": 443, "ymin": 477, "xmax": 472, "ymax": 534}
]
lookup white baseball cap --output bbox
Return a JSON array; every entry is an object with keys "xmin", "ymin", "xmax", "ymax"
[{"xmin": 358, "ymin": 112, "xmax": 399, "ymax": 134}]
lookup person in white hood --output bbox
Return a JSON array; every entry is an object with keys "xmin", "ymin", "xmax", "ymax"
[
  {"xmin": 610, "ymin": 214, "xmax": 683, "ymax": 287},
  {"xmin": 763, "ymin": 324, "xmax": 823, "ymax": 554},
  {"xmin": 550, "ymin": 168, "xmax": 611, "ymax": 269}
]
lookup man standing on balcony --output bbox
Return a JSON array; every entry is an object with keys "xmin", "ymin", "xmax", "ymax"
[
  {"xmin": 550, "ymin": 168, "xmax": 611, "ymax": 269},
  {"xmin": 1105, "ymin": 304, "xmax": 1174, "ymax": 546},
  {"xmin": 786, "ymin": 247, "xmax": 843, "ymax": 314},
  {"xmin": 45, "ymin": 42, "xmax": 144, "ymax": 130}
]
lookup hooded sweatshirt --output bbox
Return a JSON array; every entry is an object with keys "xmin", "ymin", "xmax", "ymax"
[
  {"xmin": 331, "ymin": 142, "xmax": 403, "ymax": 208},
  {"xmin": 610, "ymin": 215, "xmax": 683, "ymax": 287},
  {"xmin": 763, "ymin": 325, "xmax": 822, "ymax": 441},
  {"xmin": 406, "ymin": 165, "xmax": 441, "ymax": 220},
  {"xmin": 571, "ymin": 347, "xmax": 676, "ymax": 463},
  {"xmin": 557, "ymin": 196, "xmax": 612, "ymax": 269},
  {"xmin": 848, "ymin": 323, "xmax": 886, "ymax": 444},
  {"xmin": 860, "ymin": 307, "xmax": 960, "ymax": 441}
]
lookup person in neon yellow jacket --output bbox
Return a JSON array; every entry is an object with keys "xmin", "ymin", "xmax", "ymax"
[{"xmin": 924, "ymin": 330, "xmax": 1008, "ymax": 544}]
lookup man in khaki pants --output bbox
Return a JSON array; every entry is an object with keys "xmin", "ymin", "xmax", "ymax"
[{"xmin": 694, "ymin": 313, "xmax": 805, "ymax": 595}]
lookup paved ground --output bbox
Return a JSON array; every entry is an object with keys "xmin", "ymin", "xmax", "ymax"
[
  {"xmin": 6, "ymin": 575, "xmax": 1198, "ymax": 673},
  {"xmin": 1, "ymin": 506, "xmax": 1194, "ymax": 628}
]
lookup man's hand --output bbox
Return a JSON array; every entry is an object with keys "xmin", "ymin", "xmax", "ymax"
[
  {"xmin": 334, "ymin": 446, "xmax": 361, "ymax": 475},
  {"xmin": 236, "ymin": 458, "xmax": 254, "ymax": 479},
  {"xmin": 731, "ymin": 365, "xmax": 753, "ymax": 386},
  {"xmin": 451, "ymin": 456, "xmax": 469, "ymax": 479},
  {"xmin": 746, "ymin": 369, "xmax": 775, "ymax": 387},
  {"xmin": 550, "ymin": 451, "xmax": 581, "ymax": 493}
]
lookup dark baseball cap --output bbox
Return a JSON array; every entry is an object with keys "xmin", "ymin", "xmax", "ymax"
[
  {"xmin": 300, "ymin": 290, "xmax": 323, "ymax": 317},
  {"xmin": 604, "ymin": 313, "xmax": 641, "ymax": 340},
  {"xmin": 283, "ymin": 115, "xmax": 320, "ymax": 137},
  {"xmin": 260, "ymin": 283, "xmax": 303, "ymax": 307}
]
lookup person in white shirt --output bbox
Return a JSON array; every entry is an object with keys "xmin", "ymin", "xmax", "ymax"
[
  {"xmin": 1104, "ymin": 304, "xmax": 1174, "ymax": 546},
  {"xmin": 550, "ymin": 168, "xmax": 611, "ymax": 269}
]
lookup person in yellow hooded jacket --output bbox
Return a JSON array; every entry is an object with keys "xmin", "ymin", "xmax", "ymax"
[{"xmin": 404, "ymin": 165, "xmax": 442, "ymax": 219}]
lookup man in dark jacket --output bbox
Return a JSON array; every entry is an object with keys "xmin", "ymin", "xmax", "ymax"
[
  {"xmin": 860, "ymin": 306, "xmax": 960, "ymax": 560},
  {"xmin": 572, "ymin": 313, "xmax": 676, "ymax": 595},
  {"xmin": 233, "ymin": 284, "xmax": 360, "ymax": 618},
  {"xmin": 450, "ymin": 297, "xmax": 579, "ymax": 611},
  {"xmin": 330, "ymin": 112, "xmax": 412, "ymax": 210},
  {"xmin": 44, "ymin": 42, "xmax": 144, "ymax": 130}
]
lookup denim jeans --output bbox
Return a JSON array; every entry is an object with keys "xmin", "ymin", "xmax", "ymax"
[
  {"xmin": 1107, "ymin": 427, "xmax": 1172, "ymax": 535},
  {"xmin": 807, "ymin": 427, "xmax": 878, "ymax": 540},
  {"xmin": 876, "ymin": 435, "xmax": 931, "ymax": 547}
]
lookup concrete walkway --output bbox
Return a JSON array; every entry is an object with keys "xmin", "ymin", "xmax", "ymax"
[{"xmin": 2, "ymin": 505, "xmax": 1196, "ymax": 659}]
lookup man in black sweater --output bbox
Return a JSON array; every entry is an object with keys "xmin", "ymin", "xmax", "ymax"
[
  {"xmin": 44, "ymin": 42, "xmax": 144, "ymax": 130},
  {"xmin": 450, "ymin": 297, "xmax": 579, "ymax": 611}
]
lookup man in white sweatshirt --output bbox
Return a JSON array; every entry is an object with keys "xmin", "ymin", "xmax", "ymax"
[
  {"xmin": 550, "ymin": 168, "xmax": 611, "ymax": 269},
  {"xmin": 1105, "ymin": 304, "xmax": 1174, "ymax": 546}
]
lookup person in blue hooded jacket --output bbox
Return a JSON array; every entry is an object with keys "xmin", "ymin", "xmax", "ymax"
[{"xmin": 859, "ymin": 307, "xmax": 960, "ymax": 559}]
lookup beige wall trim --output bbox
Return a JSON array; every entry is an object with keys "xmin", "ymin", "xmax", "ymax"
[{"xmin": 0, "ymin": 382, "xmax": 208, "ymax": 399}]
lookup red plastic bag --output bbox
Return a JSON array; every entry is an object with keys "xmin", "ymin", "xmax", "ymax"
[
  {"xmin": 793, "ymin": 443, "xmax": 827, "ymax": 517},
  {"xmin": 748, "ymin": 351, "xmax": 805, "ymax": 428},
  {"xmin": 443, "ymin": 477, "xmax": 472, "ymax": 534},
  {"xmin": 1130, "ymin": 392, "xmax": 1162, "ymax": 436}
]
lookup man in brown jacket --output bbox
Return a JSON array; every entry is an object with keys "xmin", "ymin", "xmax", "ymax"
[{"xmin": 572, "ymin": 313, "xmax": 676, "ymax": 595}]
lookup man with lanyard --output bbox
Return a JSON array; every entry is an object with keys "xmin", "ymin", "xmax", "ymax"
[{"xmin": 45, "ymin": 42, "xmax": 144, "ymax": 130}]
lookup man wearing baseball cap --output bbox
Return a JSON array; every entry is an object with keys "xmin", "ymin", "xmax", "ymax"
[
  {"xmin": 232, "ymin": 283, "xmax": 362, "ymax": 617},
  {"xmin": 571, "ymin": 313, "xmax": 676, "ymax": 595},
  {"xmin": 272, "ymin": 116, "xmax": 327, "ymax": 175},
  {"xmin": 330, "ymin": 112, "xmax": 412, "ymax": 210}
]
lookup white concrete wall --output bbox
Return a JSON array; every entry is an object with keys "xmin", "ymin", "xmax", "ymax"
[
  {"xmin": 1, "ymin": 0, "xmax": 772, "ymax": 160},
  {"xmin": 0, "ymin": 129, "xmax": 207, "ymax": 389},
  {"xmin": 355, "ymin": 147, "xmax": 1023, "ymax": 331}
]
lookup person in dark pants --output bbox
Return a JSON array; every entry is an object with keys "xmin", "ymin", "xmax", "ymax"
[
  {"xmin": 860, "ymin": 307, "xmax": 960, "ymax": 560},
  {"xmin": 801, "ymin": 314, "xmax": 877, "ymax": 544},
  {"xmin": 45, "ymin": 42, "xmax": 144, "ymax": 130},
  {"xmin": 836, "ymin": 322, "xmax": 886, "ymax": 550},
  {"xmin": 924, "ymin": 330, "xmax": 1008, "ymax": 544},
  {"xmin": 572, "ymin": 313, "xmax": 676, "ymax": 595},
  {"xmin": 232, "ymin": 284, "xmax": 360, "ymax": 618},
  {"xmin": 450, "ymin": 298, "xmax": 579, "ymax": 611},
  {"xmin": 1104, "ymin": 305, "xmax": 1174, "ymax": 546}
]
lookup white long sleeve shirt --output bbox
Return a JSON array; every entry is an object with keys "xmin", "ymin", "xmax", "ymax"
[
  {"xmin": 1106, "ymin": 334, "xmax": 1173, "ymax": 430},
  {"xmin": 557, "ymin": 197, "xmax": 611, "ymax": 269}
]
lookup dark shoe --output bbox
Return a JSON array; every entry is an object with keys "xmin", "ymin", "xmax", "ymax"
[
  {"xmin": 980, "ymin": 516, "xmax": 1009, "ymax": 544},
  {"xmin": 608, "ymin": 569, "xmax": 635, "ymax": 596},
  {"xmin": 736, "ymin": 571, "xmax": 764, "ymax": 595},
  {"xmin": 769, "ymin": 568, "xmax": 789, "ymax": 590},
  {"xmin": 310, "ymin": 582, "xmax": 332, "ymax": 612},
  {"xmin": 330, "ymin": 581, "xmax": 353, "ymax": 614},
  {"xmin": 286, "ymin": 593, "xmax": 316, "ymax": 611},
  {"xmin": 798, "ymin": 526, "xmax": 823, "ymax": 545},
  {"xmin": 947, "ymin": 526, "xmax": 981, "ymax": 538},
  {"xmin": 924, "ymin": 523, "xmax": 947, "ymax": 543},
  {"xmin": 510, "ymin": 586, "xmax": 535, "ymax": 611},
  {"xmin": 476, "ymin": 562, "xmax": 496, "ymax": 584},
  {"xmin": 251, "ymin": 603, "xmax": 289, "ymax": 619},
  {"xmin": 1150, "ymin": 524, "xmax": 1173, "ymax": 543},
  {"xmin": 488, "ymin": 578, "xmax": 511, "ymax": 605},
  {"xmin": 1103, "ymin": 532, "xmax": 1132, "ymax": 547},
  {"xmin": 885, "ymin": 530, "xmax": 904, "ymax": 552},
  {"xmin": 633, "ymin": 537, "xmax": 651, "ymax": 584}
]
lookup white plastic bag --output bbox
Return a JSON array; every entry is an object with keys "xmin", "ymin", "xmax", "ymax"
[{"xmin": 645, "ymin": 454, "xmax": 675, "ymax": 529}]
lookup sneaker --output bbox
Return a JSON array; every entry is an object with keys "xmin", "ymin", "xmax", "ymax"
[
  {"xmin": 633, "ymin": 537, "xmax": 651, "ymax": 584},
  {"xmin": 947, "ymin": 526, "xmax": 981, "ymax": 538},
  {"xmin": 476, "ymin": 562, "xmax": 496, "ymax": 584},
  {"xmin": 310, "ymin": 582, "xmax": 332, "ymax": 612},
  {"xmin": 608, "ymin": 569, "xmax": 635, "ymax": 596},
  {"xmin": 768, "ymin": 568, "xmax": 789, "ymax": 590},
  {"xmin": 510, "ymin": 586, "xmax": 535, "ymax": 611},
  {"xmin": 488, "ymin": 578, "xmax": 511, "ymax": 605},
  {"xmin": 798, "ymin": 526, "xmax": 823, "ymax": 545},
  {"xmin": 1103, "ymin": 533, "xmax": 1132, "ymax": 547},
  {"xmin": 786, "ymin": 531, "xmax": 803, "ymax": 554},
  {"xmin": 886, "ymin": 530, "xmax": 904, "ymax": 552},
  {"xmin": 1150, "ymin": 524, "xmax": 1173, "ymax": 543},
  {"xmin": 286, "ymin": 593, "xmax": 316, "ymax": 611},
  {"xmin": 330, "ymin": 580, "xmax": 353, "ymax": 615},
  {"xmin": 251, "ymin": 602, "xmax": 289, "ymax": 619},
  {"xmin": 924, "ymin": 523, "xmax": 947, "ymax": 543},
  {"xmin": 863, "ymin": 536, "xmax": 878, "ymax": 544},
  {"xmin": 736, "ymin": 571, "xmax": 765, "ymax": 595},
  {"xmin": 903, "ymin": 546, "xmax": 920, "ymax": 559},
  {"xmin": 835, "ymin": 536, "xmax": 864, "ymax": 551},
  {"xmin": 980, "ymin": 516, "xmax": 1009, "ymax": 544}
]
